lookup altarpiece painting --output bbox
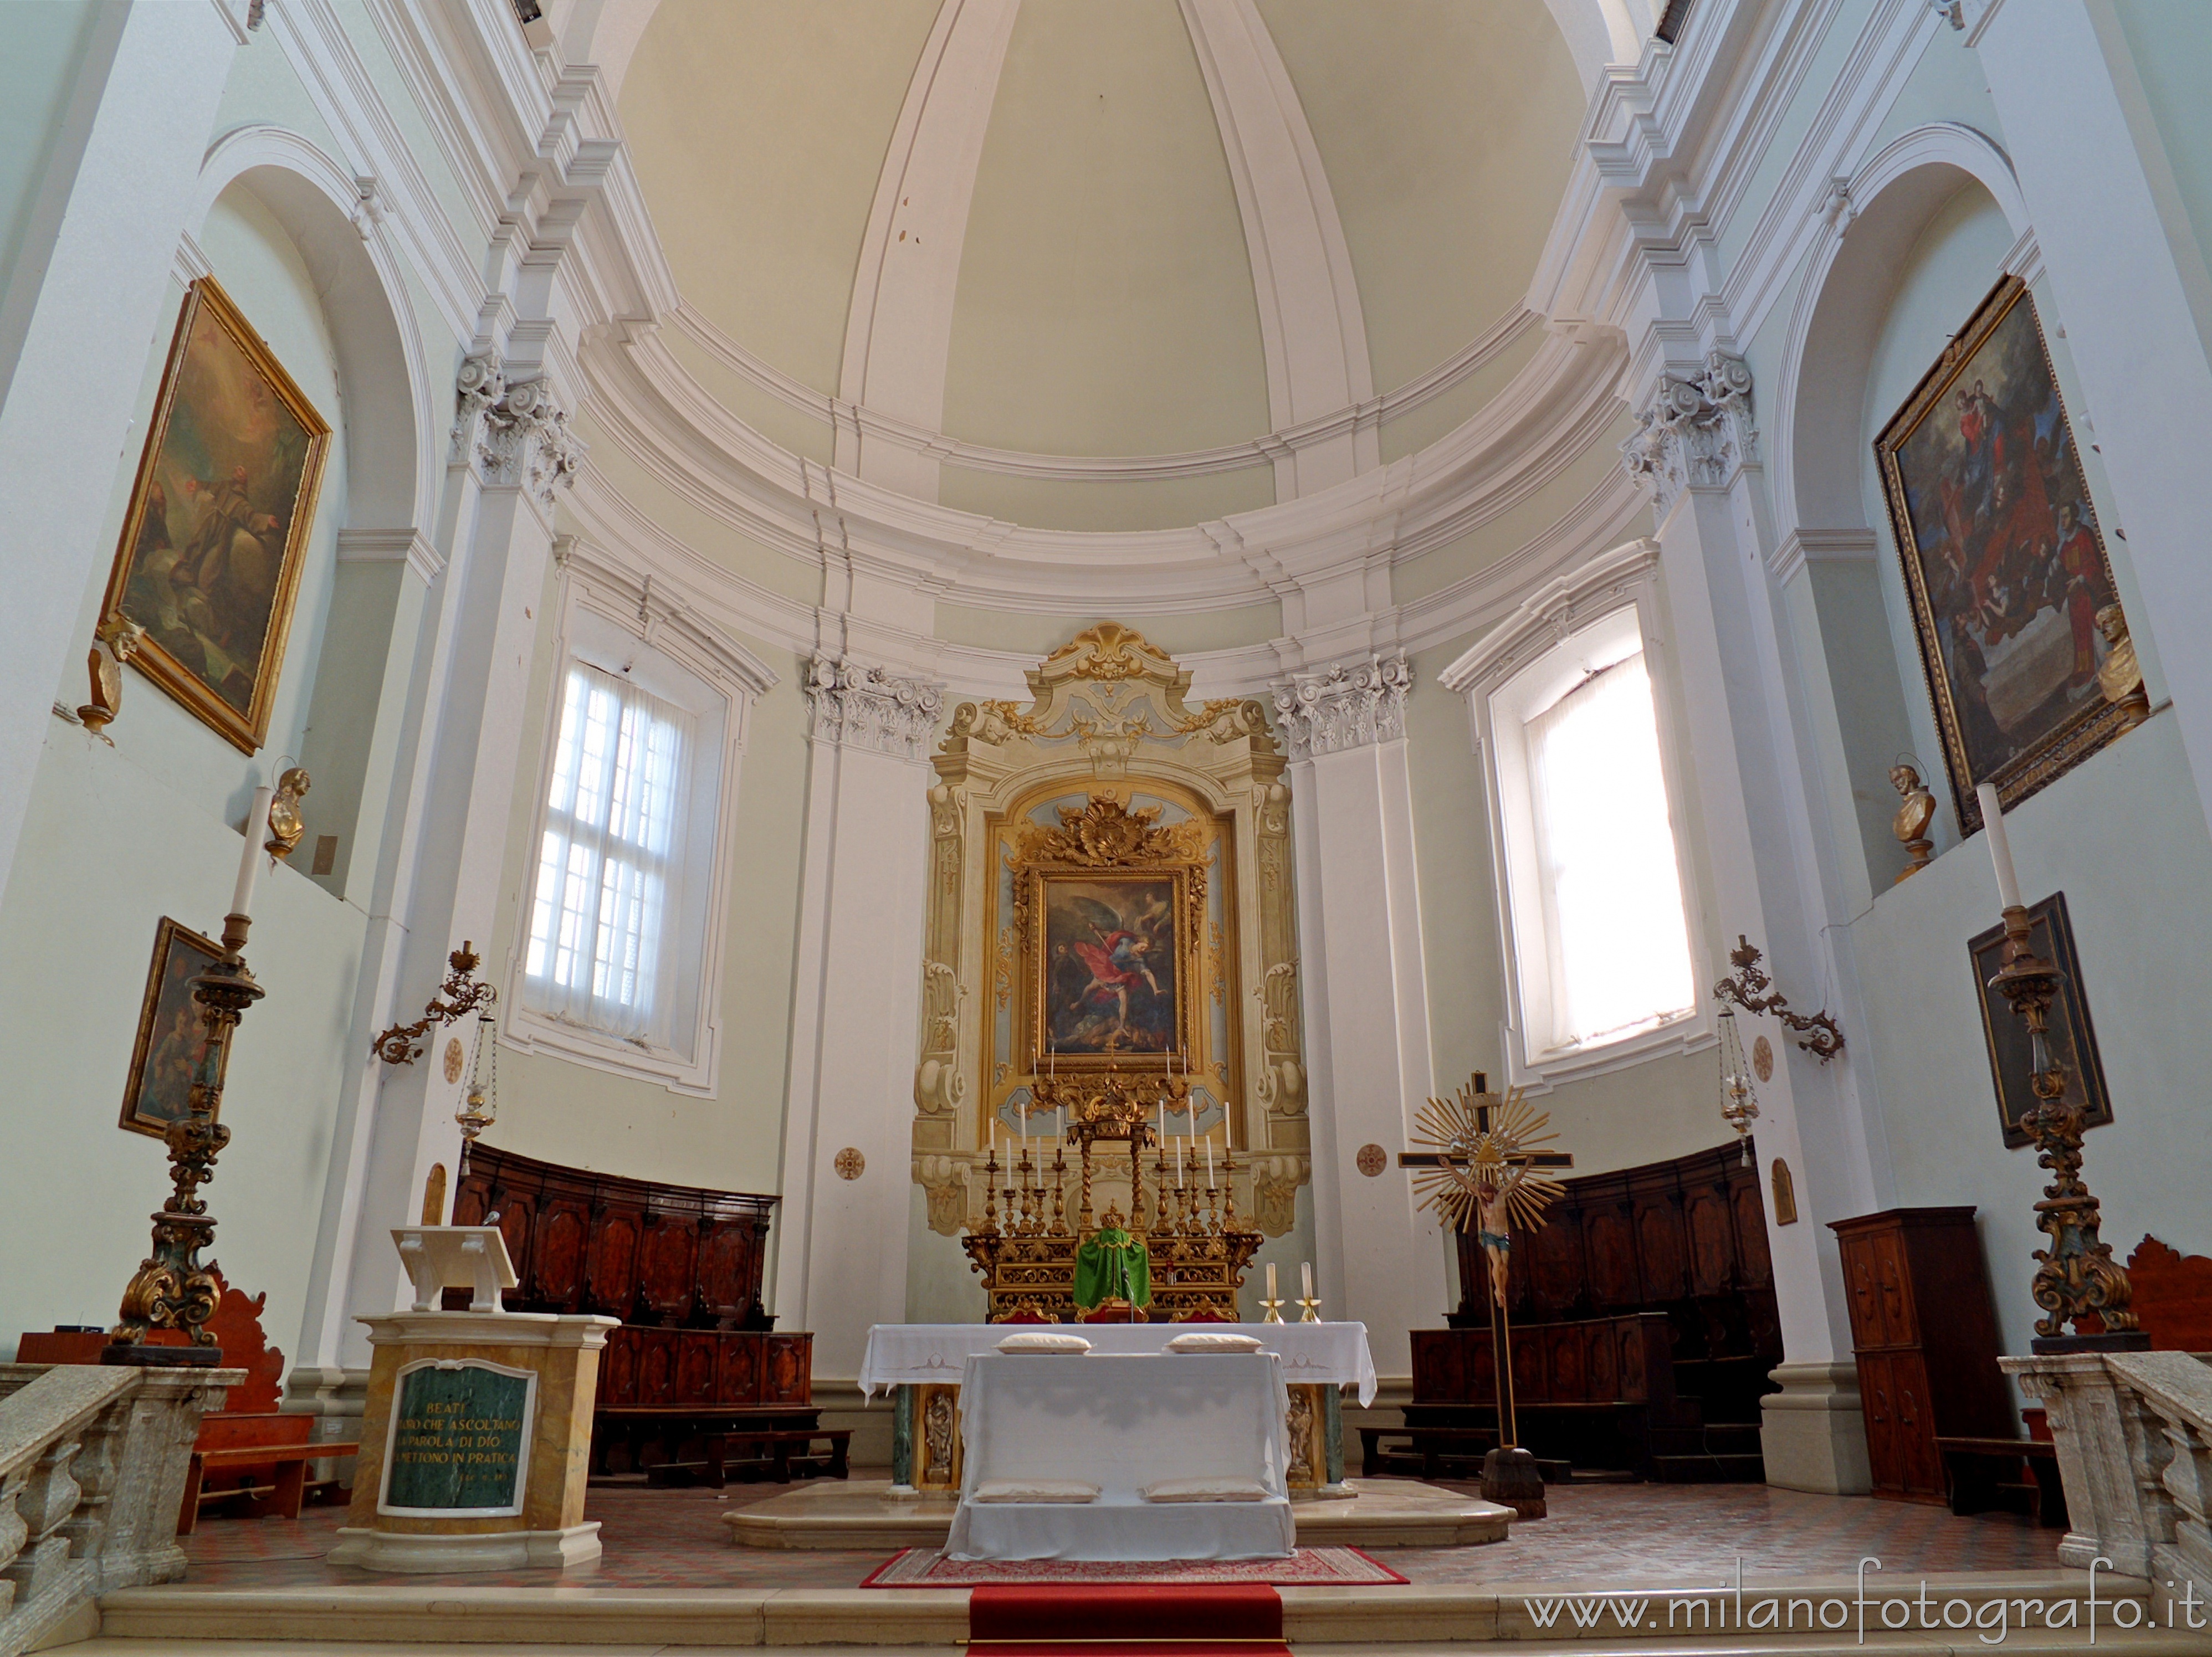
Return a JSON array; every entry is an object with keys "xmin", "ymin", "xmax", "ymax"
[
  {"xmin": 100, "ymin": 276, "xmax": 332, "ymax": 753},
  {"xmin": 1875, "ymin": 274, "xmax": 2126, "ymax": 832}
]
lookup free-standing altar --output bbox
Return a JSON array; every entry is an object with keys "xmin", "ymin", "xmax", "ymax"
[{"xmin": 861, "ymin": 1321, "xmax": 1376, "ymax": 1500}]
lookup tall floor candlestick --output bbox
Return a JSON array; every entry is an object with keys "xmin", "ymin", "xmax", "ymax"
[{"xmin": 105, "ymin": 909, "xmax": 264, "ymax": 1364}]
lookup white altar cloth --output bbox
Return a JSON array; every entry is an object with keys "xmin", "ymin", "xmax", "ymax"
[
  {"xmin": 860, "ymin": 1321, "xmax": 1378, "ymax": 1405},
  {"xmin": 945, "ymin": 1352, "xmax": 1294, "ymax": 1561}
]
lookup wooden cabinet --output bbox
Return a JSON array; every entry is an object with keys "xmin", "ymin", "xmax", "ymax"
[{"xmin": 1830, "ymin": 1207, "xmax": 2010, "ymax": 1502}]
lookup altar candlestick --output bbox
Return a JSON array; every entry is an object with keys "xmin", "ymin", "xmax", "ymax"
[
  {"xmin": 1302, "ymin": 1260, "xmax": 1314, "ymax": 1301},
  {"xmin": 1978, "ymin": 782, "xmax": 2023, "ymax": 911},
  {"xmin": 232, "ymin": 786, "xmax": 274, "ymax": 919}
]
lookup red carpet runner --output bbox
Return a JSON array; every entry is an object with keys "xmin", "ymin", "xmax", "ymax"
[{"xmin": 967, "ymin": 1584, "xmax": 1291, "ymax": 1657}]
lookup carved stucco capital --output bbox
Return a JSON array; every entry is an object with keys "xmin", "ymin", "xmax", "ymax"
[
  {"xmin": 803, "ymin": 654, "xmax": 946, "ymax": 761},
  {"xmin": 1619, "ymin": 350, "xmax": 1758, "ymax": 517},
  {"xmin": 1268, "ymin": 650, "xmax": 1412, "ymax": 762},
  {"xmin": 453, "ymin": 352, "xmax": 586, "ymax": 507}
]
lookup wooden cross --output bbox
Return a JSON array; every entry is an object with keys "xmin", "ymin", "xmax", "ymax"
[{"xmin": 1395, "ymin": 1072, "xmax": 1573, "ymax": 1456}]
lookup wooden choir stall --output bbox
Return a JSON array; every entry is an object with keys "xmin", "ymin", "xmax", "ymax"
[{"xmin": 453, "ymin": 1145, "xmax": 847, "ymax": 1485}]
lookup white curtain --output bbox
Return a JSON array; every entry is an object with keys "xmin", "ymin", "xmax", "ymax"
[
  {"xmin": 1524, "ymin": 650, "xmax": 1694, "ymax": 1051},
  {"xmin": 523, "ymin": 661, "xmax": 694, "ymax": 1047}
]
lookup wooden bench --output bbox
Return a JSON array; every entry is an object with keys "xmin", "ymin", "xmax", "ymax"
[
  {"xmin": 179, "ymin": 1412, "xmax": 359, "ymax": 1534},
  {"xmin": 591, "ymin": 1404, "xmax": 839, "ymax": 1484},
  {"xmin": 1937, "ymin": 1435, "xmax": 2068, "ymax": 1529},
  {"xmin": 702, "ymin": 1427, "xmax": 851, "ymax": 1486}
]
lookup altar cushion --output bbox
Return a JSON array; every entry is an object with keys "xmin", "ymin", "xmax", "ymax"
[
  {"xmin": 972, "ymin": 1479, "xmax": 1100, "ymax": 1503},
  {"xmin": 995, "ymin": 1332, "xmax": 1093, "ymax": 1354},
  {"xmin": 1141, "ymin": 1477, "xmax": 1272, "ymax": 1502},
  {"xmin": 1166, "ymin": 1331, "xmax": 1264, "ymax": 1353}
]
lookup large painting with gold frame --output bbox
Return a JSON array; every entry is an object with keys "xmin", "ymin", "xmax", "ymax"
[
  {"xmin": 99, "ymin": 276, "xmax": 332, "ymax": 754},
  {"xmin": 1036, "ymin": 869, "xmax": 1190, "ymax": 1061},
  {"xmin": 1875, "ymin": 274, "xmax": 2127, "ymax": 834},
  {"xmin": 121, "ymin": 916, "xmax": 228, "ymax": 1139}
]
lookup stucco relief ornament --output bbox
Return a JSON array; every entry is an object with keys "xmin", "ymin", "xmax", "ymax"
[
  {"xmin": 1620, "ymin": 352, "xmax": 1758, "ymax": 517},
  {"xmin": 804, "ymin": 654, "xmax": 945, "ymax": 761},
  {"xmin": 453, "ymin": 354, "xmax": 585, "ymax": 508},
  {"xmin": 1269, "ymin": 650, "xmax": 1412, "ymax": 761}
]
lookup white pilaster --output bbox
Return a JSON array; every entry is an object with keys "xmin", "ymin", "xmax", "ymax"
[
  {"xmin": 327, "ymin": 362, "xmax": 582, "ymax": 1367},
  {"xmin": 1625, "ymin": 359, "xmax": 1882, "ymax": 1492},
  {"xmin": 775, "ymin": 656, "xmax": 944, "ymax": 1381},
  {"xmin": 1272, "ymin": 653, "xmax": 1445, "ymax": 1377},
  {"xmin": 0, "ymin": 2, "xmax": 242, "ymax": 905},
  {"xmin": 1965, "ymin": 0, "xmax": 2212, "ymax": 841}
]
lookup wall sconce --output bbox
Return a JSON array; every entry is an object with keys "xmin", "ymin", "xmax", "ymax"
[
  {"xmin": 372, "ymin": 941, "xmax": 498, "ymax": 1064},
  {"xmin": 1713, "ymin": 935, "xmax": 1844, "ymax": 1063}
]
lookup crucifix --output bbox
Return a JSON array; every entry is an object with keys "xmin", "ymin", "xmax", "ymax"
[{"xmin": 1399, "ymin": 1071, "xmax": 1571, "ymax": 1518}]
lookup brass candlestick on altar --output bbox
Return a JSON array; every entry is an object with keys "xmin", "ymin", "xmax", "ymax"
[
  {"xmin": 1989, "ymin": 905, "xmax": 2146, "ymax": 1352},
  {"xmin": 104, "ymin": 911, "xmax": 264, "ymax": 1366},
  {"xmin": 961, "ymin": 1066, "xmax": 1261, "ymax": 1321}
]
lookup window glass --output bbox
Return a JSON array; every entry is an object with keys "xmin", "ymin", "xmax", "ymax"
[
  {"xmin": 524, "ymin": 661, "xmax": 694, "ymax": 1046},
  {"xmin": 1523, "ymin": 650, "xmax": 1694, "ymax": 1051}
]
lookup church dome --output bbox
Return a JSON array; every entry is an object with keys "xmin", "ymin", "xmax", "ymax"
[{"xmin": 617, "ymin": 0, "xmax": 1589, "ymax": 532}]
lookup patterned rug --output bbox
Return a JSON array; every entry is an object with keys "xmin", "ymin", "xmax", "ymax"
[{"xmin": 863, "ymin": 1546, "xmax": 1407, "ymax": 1587}]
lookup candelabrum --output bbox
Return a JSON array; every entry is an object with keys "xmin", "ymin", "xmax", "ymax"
[
  {"xmin": 961, "ymin": 1067, "xmax": 1262, "ymax": 1321},
  {"xmin": 104, "ymin": 913, "xmax": 265, "ymax": 1365},
  {"xmin": 1988, "ymin": 905, "xmax": 2144, "ymax": 1351},
  {"xmin": 1714, "ymin": 935, "xmax": 1844, "ymax": 1063}
]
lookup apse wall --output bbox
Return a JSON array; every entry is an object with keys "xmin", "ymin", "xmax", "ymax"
[
  {"xmin": 0, "ymin": 184, "xmax": 372, "ymax": 1362},
  {"xmin": 481, "ymin": 600, "xmax": 809, "ymax": 1199}
]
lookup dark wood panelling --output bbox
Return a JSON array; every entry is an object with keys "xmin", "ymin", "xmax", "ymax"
[{"xmin": 455, "ymin": 1142, "xmax": 776, "ymax": 1330}]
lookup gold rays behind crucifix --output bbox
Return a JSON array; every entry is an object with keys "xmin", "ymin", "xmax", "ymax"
[{"xmin": 1407, "ymin": 1077, "xmax": 1566, "ymax": 1234}]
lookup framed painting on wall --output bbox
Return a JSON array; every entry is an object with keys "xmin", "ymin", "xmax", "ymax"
[
  {"xmin": 1036, "ymin": 869, "xmax": 1189, "ymax": 1063},
  {"xmin": 1968, "ymin": 891, "xmax": 2112, "ymax": 1150},
  {"xmin": 1875, "ymin": 274, "xmax": 2129, "ymax": 835},
  {"xmin": 121, "ymin": 916, "xmax": 228, "ymax": 1138},
  {"xmin": 98, "ymin": 276, "xmax": 332, "ymax": 753}
]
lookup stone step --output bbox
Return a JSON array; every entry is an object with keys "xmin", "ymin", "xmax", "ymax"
[{"xmin": 92, "ymin": 1569, "xmax": 2196, "ymax": 1648}]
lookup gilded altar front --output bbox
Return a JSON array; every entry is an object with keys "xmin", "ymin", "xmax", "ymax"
[{"xmin": 912, "ymin": 625, "xmax": 1310, "ymax": 1260}]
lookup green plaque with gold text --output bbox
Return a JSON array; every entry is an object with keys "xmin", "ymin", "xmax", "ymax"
[{"xmin": 378, "ymin": 1360, "xmax": 535, "ymax": 1515}]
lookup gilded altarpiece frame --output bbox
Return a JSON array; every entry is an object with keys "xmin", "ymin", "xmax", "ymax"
[{"xmin": 913, "ymin": 626, "xmax": 1311, "ymax": 1238}]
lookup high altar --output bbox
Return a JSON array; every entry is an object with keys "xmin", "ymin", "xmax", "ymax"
[{"xmin": 910, "ymin": 624, "xmax": 1312, "ymax": 1271}]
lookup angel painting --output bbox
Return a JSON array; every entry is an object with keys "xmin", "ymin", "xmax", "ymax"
[{"xmin": 1041, "ymin": 875, "xmax": 1180, "ymax": 1058}]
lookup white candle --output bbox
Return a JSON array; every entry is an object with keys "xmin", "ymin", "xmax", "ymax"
[
  {"xmin": 1175, "ymin": 1142, "xmax": 1184, "ymax": 1186},
  {"xmin": 1977, "ymin": 783, "xmax": 2023, "ymax": 910},
  {"xmin": 1158, "ymin": 1100, "xmax": 1166, "ymax": 1143},
  {"xmin": 232, "ymin": 786, "xmax": 274, "ymax": 917},
  {"xmin": 1266, "ymin": 1261, "xmax": 1277, "ymax": 1300},
  {"xmin": 1206, "ymin": 1140, "xmax": 1215, "ymax": 1185},
  {"xmin": 1302, "ymin": 1260, "xmax": 1314, "ymax": 1300},
  {"xmin": 989, "ymin": 1124, "xmax": 997, "ymax": 1160}
]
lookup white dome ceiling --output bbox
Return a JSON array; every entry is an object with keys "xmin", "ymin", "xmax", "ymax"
[{"xmin": 618, "ymin": 0, "xmax": 1588, "ymax": 532}]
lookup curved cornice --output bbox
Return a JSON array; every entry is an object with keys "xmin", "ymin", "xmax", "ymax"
[
  {"xmin": 578, "ymin": 312, "xmax": 1625, "ymax": 618},
  {"xmin": 674, "ymin": 300, "xmax": 1538, "ymax": 484}
]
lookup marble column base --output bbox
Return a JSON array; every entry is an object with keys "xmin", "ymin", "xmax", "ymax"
[
  {"xmin": 327, "ymin": 1521, "xmax": 602, "ymax": 1573},
  {"xmin": 1759, "ymin": 1360, "xmax": 1871, "ymax": 1495}
]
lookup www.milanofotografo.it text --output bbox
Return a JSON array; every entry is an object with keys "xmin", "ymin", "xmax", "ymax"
[{"xmin": 1519, "ymin": 1559, "xmax": 2205, "ymax": 1644}]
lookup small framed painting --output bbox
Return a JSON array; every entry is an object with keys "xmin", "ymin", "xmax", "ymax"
[
  {"xmin": 121, "ymin": 917, "xmax": 228, "ymax": 1138},
  {"xmin": 1968, "ymin": 891, "xmax": 2112, "ymax": 1149},
  {"xmin": 99, "ymin": 276, "xmax": 332, "ymax": 753},
  {"xmin": 1875, "ymin": 274, "xmax": 2128, "ymax": 834}
]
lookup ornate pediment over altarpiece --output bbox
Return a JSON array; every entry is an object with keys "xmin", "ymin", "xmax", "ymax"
[{"xmin": 913, "ymin": 625, "xmax": 1310, "ymax": 1238}]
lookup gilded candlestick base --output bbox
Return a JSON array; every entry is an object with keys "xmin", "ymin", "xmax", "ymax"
[
  {"xmin": 1988, "ymin": 903, "xmax": 2141, "ymax": 1349},
  {"xmin": 1296, "ymin": 1296, "xmax": 1321, "ymax": 1323},
  {"xmin": 1260, "ymin": 1297, "xmax": 1286, "ymax": 1324},
  {"xmin": 106, "ymin": 912, "xmax": 263, "ymax": 1366}
]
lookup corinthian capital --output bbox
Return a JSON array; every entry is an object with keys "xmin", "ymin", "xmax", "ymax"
[
  {"xmin": 804, "ymin": 654, "xmax": 946, "ymax": 761},
  {"xmin": 453, "ymin": 353, "xmax": 586, "ymax": 507},
  {"xmin": 1620, "ymin": 351, "xmax": 1757, "ymax": 516},
  {"xmin": 1269, "ymin": 650, "xmax": 1412, "ymax": 761}
]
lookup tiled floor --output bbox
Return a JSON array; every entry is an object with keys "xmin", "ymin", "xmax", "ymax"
[{"xmin": 177, "ymin": 1475, "xmax": 2060, "ymax": 1593}]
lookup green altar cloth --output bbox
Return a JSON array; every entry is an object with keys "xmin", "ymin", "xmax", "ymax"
[{"xmin": 1072, "ymin": 1227, "xmax": 1150, "ymax": 1310}]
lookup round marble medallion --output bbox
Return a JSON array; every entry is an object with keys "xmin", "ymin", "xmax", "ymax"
[
  {"xmin": 834, "ymin": 1147, "xmax": 865, "ymax": 1181},
  {"xmin": 1752, "ymin": 1035, "xmax": 1774, "ymax": 1083},
  {"xmin": 1355, "ymin": 1142, "xmax": 1387, "ymax": 1177}
]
